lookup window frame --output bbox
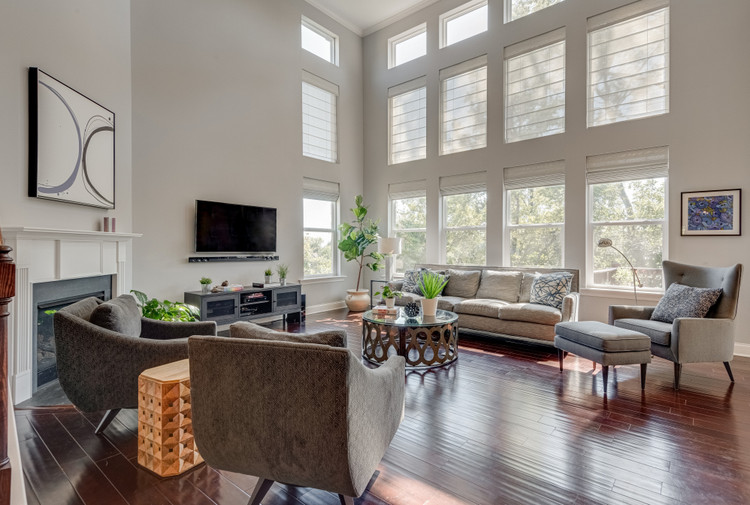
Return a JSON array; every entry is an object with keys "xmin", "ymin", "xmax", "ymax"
[
  {"xmin": 439, "ymin": 55, "xmax": 488, "ymax": 156},
  {"xmin": 504, "ymin": 184, "xmax": 565, "ymax": 268},
  {"xmin": 301, "ymin": 72, "xmax": 339, "ymax": 163},
  {"xmin": 301, "ymin": 16, "xmax": 339, "ymax": 66},
  {"xmin": 389, "ymin": 189, "xmax": 427, "ymax": 275},
  {"xmin": 439, "ymin": 0, "xmax": 489, "ymax": 49},
  {"xmin": 387, "ymin": 23, "xmax": 427, "ymax": 69},
  {"xmin": 388, "ymin": 77, "xmax": 427, "ymax": 165},
  {"xmin": 302, "ymin": 183, "xmax": 340, "ymax": 279},
  {"xmin": 439, "ymin": 173, "xmax": 488, "ymax": 265}
]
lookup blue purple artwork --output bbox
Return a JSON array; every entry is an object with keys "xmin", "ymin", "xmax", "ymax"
[{"xmin": 682, "ymin": 189, "xmax": 741, "ymax": 236}]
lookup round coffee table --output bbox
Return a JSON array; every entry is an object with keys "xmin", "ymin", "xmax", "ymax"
[{"xmin": 361, "ymin": 308, "xmax": 459, "ymax": 368}]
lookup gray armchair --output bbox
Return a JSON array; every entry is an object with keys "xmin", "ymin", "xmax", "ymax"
[
  {"xmin": 609, "ymin": 260, "xmax": 743, "ymax": 389},
  {"xmin": 188, "ymin": 331, "xmax": 405, "ymax": 505},
  {"xmin": 54, "ymin": 294, "xmax": 216, "ymax": 433}
]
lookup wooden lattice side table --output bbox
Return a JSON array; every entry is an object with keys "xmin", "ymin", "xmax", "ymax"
[{"xmin": 137, "ymin": 359, "xmax": 203, "ymax": 477}]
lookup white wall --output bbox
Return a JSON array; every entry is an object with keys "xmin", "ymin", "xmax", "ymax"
[
  {"xmin": 362, "ymin": 0, "xmax": 750, "ymax": 349},
  {"xmin": 130, "ymin": 0, "xmax": 364, "ymax": 309},
  {"xmin": 0, "ymin": 0, "xmax": 132, "ymax": 234}
]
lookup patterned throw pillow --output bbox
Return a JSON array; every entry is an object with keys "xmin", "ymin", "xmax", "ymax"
[
  {"xmin": 529, "ymin": 272, "xmax": 573, "ymax": 310},
  {"xmin": 650, "ymin": 283, "xmax": 722, "ymax": 323},
  {"xmin": 402, "ymin": 269, "xmax": 423, "ymax": 295}
]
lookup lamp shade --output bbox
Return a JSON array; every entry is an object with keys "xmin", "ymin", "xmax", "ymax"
[{"xmin": 378, "ymin": 237, "xmax": 402, "ymax": 255}]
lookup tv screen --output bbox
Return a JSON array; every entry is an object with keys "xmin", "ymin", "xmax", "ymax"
[{"xmin": 195, "ymin": 200, "xmax": 277, "ymax": 253}]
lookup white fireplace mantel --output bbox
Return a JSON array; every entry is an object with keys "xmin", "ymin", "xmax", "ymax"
[{"xmin": 2, "ymin": 226, "xmax": 141, "ymax": 404}]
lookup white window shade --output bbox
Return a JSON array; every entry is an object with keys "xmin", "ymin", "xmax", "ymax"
[
  {"xmin": 440, "ymin": 55, "xmax": 488, "ymax": 155},
  {"xmin": 389, "ymin": 77, "xmax": 427, "ymax": 165},
  {"xmin": 586, "ymin": 146, "xmax": 669, "ymax": 184},
  {"xmin": 389, "ymin": 180, "xmax": 426, "ymax": 200},
  {"xmin": 440, "ymin": 171, "xmax": 487, "ymax": 195},
  {"xmin": 505, "ymin": 28, "xmax": 566, "ymax": 143},
  {"xmin": 588, "ymin": 1, "xmax": 669, "ymax": 127},
  {"xmin": 302, "ymin": 72, "xmax": 338, "ymax": 163},
  {"xmin": 504, "ymin": 160, "xmax": 565, "ymax": 189},
  {"xmin": 302, "ymin": 177, "xmax": 339, "ymax": 201}
]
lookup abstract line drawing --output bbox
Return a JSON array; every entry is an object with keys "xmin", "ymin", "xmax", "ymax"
[{"xmin": 29, "ymin": 67, "xmax": 115, "ymax": 209}]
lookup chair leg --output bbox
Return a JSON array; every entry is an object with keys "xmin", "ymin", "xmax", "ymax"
[
  {"xmin": 602, "ymin": 365, "xmax": 609, "ymax": 394},
  {"xmin": 557, "ymin": 349, "xmax": 564, "ymax": 372},
  {"xmin": 94, "ymin": 409, "xmax": 121, "ymax": 434},
  {"xmin": 338, "ymin": 495, "xmax": 354, "ymax": 505},
  {"xmin": 247, "ymin": 478, "xmax": 274, "ymax": 505},
  {"xmin": 640, "ymin": 363, "xmax": 647, "ymax": 390},
  {"xmin": 673, "ymin": 363, "xmax": 682, "ymax": 390},
  {"xmin": 724, "ymin": 361, "xmax": 735, "ymax": 382}
]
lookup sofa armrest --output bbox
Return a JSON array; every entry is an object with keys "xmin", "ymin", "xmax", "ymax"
[
  {"xmin": 672, "ymin": 317, "xmax": 735, "ymax": 363},
  {"xmin": 608, "ymin": 305, "xmax": 655, "ymax": 324},
  {"xmin": 141, "ymin": 318, "xmax": 217, "ymax": 340},
  {"xmin": 561, "ymin": 292, "xmax": 579, "ymax": 322}
]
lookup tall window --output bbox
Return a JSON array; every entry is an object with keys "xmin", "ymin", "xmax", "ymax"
[
  {"xmin": 301, "ymin": 16, "xmax": 339, "ymax": 65},
  {"xmin": 440, "ymin": 0, "xmax": 488, "ymax": 48},
  {"xmin": 389, "ymin": 182, "xmax": 427, "ymax": 273},
  {"xmin": 389, "ymin": 77, "xmax": 427, "ymax": 165},
  {"xmin": 504, "ymin": 28, "xmax": 565, "ymax": 143},
  {"xmin": 303, "ymin": 178, "xmax": 339, "ymax": 278},
  {"xmin": 440, "ymin": 56, "xmax": 488, "ymax": 155},
  {"xmin": 388, "ymin": 24, "xmax": 427, "ymax": 69},
  {"xmin": 302, "ymin": 73, "xmax": 338, "ymax": 163},
  {"xmin": 587, "ymin": 1, "xmax": 669, "ymax": 127},
  {"xmin": 506, "ymin": 0, "xmax": 564, "ymax": 23},
  {"xmin": 441, "ymin": 173, "xmax": 487, "ymax": 265},
  {"xmin": 587, "ymin": 146, "xmax": 668, "ymax": 290},
  {"xmin": 504, "ymin": 161, "xmax": 565, "ymax": 267}
]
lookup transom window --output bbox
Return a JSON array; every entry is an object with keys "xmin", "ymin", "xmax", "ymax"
[
  {"xmin": 388, "ymin": 24, "xmax": 427, "ymax": 69},
  {"xmin": 440, "ymin": 56, "xmax": 488, "ymax": 155},
  {"xmin": 303, "ymin": 178, "xmax": 339, "ymax": 278},
  {"xmin": 302, "ymin": 73, "xmax": 338, "ymax": 163},
  {"xmin": 440, "ymin": 0, "xmax": 488, "ymax": 48},
  {"xmin": 506, "ymin": 0, "xmax": 564, "ymax": 23},
  {"xmin": 301, "ymin": 16, "xmax": 339, "ymax": 65},
  {"xmin": 389, "ymin": 77, "xmax": 427, "ymax": 165},
  {"xmin": 587, "ymin": 1, "xmax": 670, "ymax": 127},
  {"xmin": 441, "ymin": 173, "xmax": 487, "ymax": 265},
  {"xmin": 389, "ymin": 182, "xmax": 427, "ymax": 273}
]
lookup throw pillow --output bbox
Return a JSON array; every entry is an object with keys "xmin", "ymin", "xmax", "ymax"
[
  {"xmin": 475, "ymin": 270, "xmax": 523, "ymax": 302},
  {"xmin": 650, "ymin": 283, "xmax": 722, "ymax": 323},
  {"xmin": 402, "ymin": 269, "xmax": 423, "ymax": 295},
  {"xmin": 89, "ymin": 294, "xmax": 142, "ymax": 337},
  {"xmin": 443, "ymin": 269, "xmax": 482, "ymax": 298},
  {"xmin": 529, "ymin": 272, "xmax": 573, "ymax": 310}
]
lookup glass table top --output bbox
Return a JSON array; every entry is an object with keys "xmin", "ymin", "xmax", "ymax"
[{"xmin": 362, "ymin": 308, "xmax": 458, "ymax": 327}]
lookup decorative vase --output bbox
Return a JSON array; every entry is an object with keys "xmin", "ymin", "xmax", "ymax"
[
  {"xmin": 265, "ymin": 275, "xmax": 272, "ymax": 284},
  {"xmin": 280, "ymin": 277, "xmax": 286, "ymax": 286},
  {"xmin": 201, "ymin": 284, "xmax": 210, "ymax": 294},
  {"xmin": 345, "ymin": 289, "xmax": 370, "ymax": 312},
  {"xmin": 421, "ymin": 297, "xmax": 438, "ymax": 317},
  {"xmin": 385, "ymin": 297, "xmax": 395, "ymax": 309}
]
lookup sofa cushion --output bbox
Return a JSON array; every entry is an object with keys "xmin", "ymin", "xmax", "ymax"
[
  {"xmin": 437, "ymin": 296, "xmax": 465, "ymax": 311},
  {"xmin": 443, "ymin": 269, "xmax": 481, "ymax": 298},
  {"xmin": 395, "ymin": 292, "xmax": 422, "ymax": 305},
  {"xmin": 615, "ymin": 318, "xmax": 672, "ymax": 346},
  {"xmin": 230, "ymin": 321, "xmax": 346, "ymax": 347},
  {"xmin": 401, "ymin": 269, "xmax": 423, "ymax": 295},
  {"xmin": 498, "ymin": 303, "xmax": 562, "ymax": 326},
  {"xmin": 475, "ymin": 270, "xmax": 523, "ymax": 302},
  {"xmin": 454, "ymin": 299, "xmax": 509, "ymax": 318},
  {"xmin": 518, "ymin": 273, "xmax": 536, "ymax": 303},
  {"xmin": 89, "ymin": 295, "xmax": 142, "ymax": 337},
  {"xmin": 650, "ymin": 283, "xmax": 722, "ymax": 323},
  {"xmin": 530, "ymin": 272, "xmax": 573, "ymax": 309}
]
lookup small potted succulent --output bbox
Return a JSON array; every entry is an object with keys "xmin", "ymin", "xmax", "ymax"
[
  {"xmin": 277, "ymin": 264, "xmax": 289, "ymax": 286},
  {"xmin": 419, "ymin": 271, "xmax": 448, "ymax": 317},
  {"xmin": 374, "ymin": 284, "xmax": 402, "ymax": 309},
  {"xmin": 264, "ymin": 268, "xmax": 273, "ymax": 284},
  {"xmin": 199, "ymin": 276, "xmax": 212, "ymax": 294}
]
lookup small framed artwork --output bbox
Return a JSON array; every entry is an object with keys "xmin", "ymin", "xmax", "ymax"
[
  {"xmin": 28, "ymin": 67, "xmax": 115, "ymax": 209},
  {"xmin": 681, "ymin": 189, "xmax": 741, "ymax": 236}
]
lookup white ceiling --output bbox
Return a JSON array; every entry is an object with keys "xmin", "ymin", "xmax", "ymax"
[{"xmin": 305, "ymin": 0, "xmax": 440, "ymax": 36}]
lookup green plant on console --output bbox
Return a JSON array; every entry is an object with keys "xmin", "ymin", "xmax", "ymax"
[
  {"xmin": 199, "ymin": 277, "xmax": 212, "ymax": 285},
  {"xmin": 374, "ymin": 285, "xmax": 402, "ymax": 299},
  {"xmin": 277, "ymin": 264, "xmax": 288, "ymax": 279},
  {"xmin": 338, "ymin": 194, "xmax": 383, "ymax": 291},
  {"xmin": 419, "ymin": 272, "xmax": 448, "ymax": 299},
  {"xmin": 130, "ymin": 290, "xmax": 200, "ymax": 322},
  {"xmin": 264, "ymin": 268, "xmax": 273, "ymax": 276}
]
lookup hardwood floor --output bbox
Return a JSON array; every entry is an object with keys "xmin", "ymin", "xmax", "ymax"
[{"xmin": 15, "ymin": 309, "xmax": 750, "ymax": 505}]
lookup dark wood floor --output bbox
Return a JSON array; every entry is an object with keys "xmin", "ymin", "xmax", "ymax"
[{"xmin": 15, "ymin": 309, "xmax": 750, "ymax": 505}]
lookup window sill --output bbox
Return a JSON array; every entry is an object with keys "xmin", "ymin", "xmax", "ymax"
[
  {"xmin": 299, "ymin": 275, "xmax": 347, "ymax": 286},
  {"xmin": 580, "ymin": 287, "xmax": 663, "ymax": 303}
]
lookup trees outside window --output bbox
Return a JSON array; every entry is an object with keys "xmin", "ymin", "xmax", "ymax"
[
  {"xmin": 507, "ymin": 185, "xmax": 564, "ymax": 267},
  {"xmin": 507, "ymin": 0, "xmax": 564, "ymax": 22},
  {"xmin": 443, "ymin": 191, "xmax": 487, "ymax": 265},
  {"xmin": 303, "ymin": 197, "xmax": 337, "ymax": 277},
  {"xmin": 391, "ymin": 196, "xmax": 426, "ymax": 273}
]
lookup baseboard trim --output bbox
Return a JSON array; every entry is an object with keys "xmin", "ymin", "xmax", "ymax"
[
  {"xmin": 734, "ymin": 342, "xmax": 750, "ymax": 358},
  {"xmin": 307, "ymin": 300, "xmax": 346, "ymax": 314}
]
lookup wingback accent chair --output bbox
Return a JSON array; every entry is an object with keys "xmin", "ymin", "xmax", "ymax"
[
  {"xmin": 609, "ymin": 260, "xmax": 743, "ymax": 389},
  {"xmin": 188, "ymin": 333, "xmax": 405, "ymax": 505},
  {"xmin": 54, "ymin": 294, "xmax": 217, "ymax": 433}
]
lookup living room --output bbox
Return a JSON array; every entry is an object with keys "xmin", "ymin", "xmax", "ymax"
[{"xmin": 1, "ymin": 0, "xmax": 749, "ymax": 504}]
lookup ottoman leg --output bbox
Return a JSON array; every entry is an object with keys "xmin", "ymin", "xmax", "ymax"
[
  {"xmin": 558, "ymin": 349, "xmax": 564, "ymax": 372},
  {"xmin": 640, "ymin": 363, "xmax": 647, "ymax": 390},
  {"xmin": 602, "ymin": 365, "xmax": 609, "ymax": 393},
  {"xmin": 674, "ymin": 363, "xmax": 682, "ymax": 390}
]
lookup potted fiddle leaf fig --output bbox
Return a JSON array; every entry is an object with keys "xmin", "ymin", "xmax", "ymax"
[
  {"xmin": 338, "ymin": 195, "xmax": 383, "ymax": 311},
  {"xmin": 419, "ymin": 271, "xmax": 448, "ymax": 317}
]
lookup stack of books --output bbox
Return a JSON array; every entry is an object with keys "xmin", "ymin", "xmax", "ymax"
[{"xmin": 372, "ymin": 305, "xmax": 398, "ymax": 317}]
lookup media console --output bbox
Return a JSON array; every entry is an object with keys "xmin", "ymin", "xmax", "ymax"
[{"xmin": 184, "ymin": 284, "xmax": 301, "ymax": 325}]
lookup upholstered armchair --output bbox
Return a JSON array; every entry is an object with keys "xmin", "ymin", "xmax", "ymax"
[
  {"xmin": 609, "ymin": 260, "xmax": 743, "ymax": 389},
  {"xmin": 188, "ymin": 330, "xmax": 405, "ymax": 505},
  {"xmin": 54, "ymin": 294, "xmax": 216, "ymax": 433}
]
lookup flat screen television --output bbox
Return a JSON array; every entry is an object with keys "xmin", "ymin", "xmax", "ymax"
[{"xmin": 195, "ymin": 200, "xmax": 277, "ymax": 253}]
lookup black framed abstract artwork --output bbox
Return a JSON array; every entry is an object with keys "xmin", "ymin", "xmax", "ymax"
[
  {"xmin": 681, "ymin": 188, "xmax": 741, "ymax": 236},
  {"xmin": 28, "ymin": 67, "xmax": 115, "ymax": 209}
]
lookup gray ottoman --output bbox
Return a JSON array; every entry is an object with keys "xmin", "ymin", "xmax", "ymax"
[{"xmin": 555, "ymin": 321, "xmax": 651, "ymax": 393}]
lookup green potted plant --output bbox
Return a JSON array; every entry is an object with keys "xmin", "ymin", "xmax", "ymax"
[
  {"xmin": 131, "ymin": 290, "xmax": 200, "ymax": 322},
  {"xmin": 419, "ymin": 271, "xmax": 448, "ymax": 317},
  {"xmin": 264, "ymin": 268, "xmax": 273, "ymax": 284},
  {"xmin": 374, "ymin": 284, "xmax": 403, "ymax": 309},
  {"xmin": 338, "ymin": 195, "xmax": 383, "ymax": 311},
  {"xmin": 277, "ymin": 264, "xmax": 289, "ymax": 286},
  {"xmin": 199, "ymin": 276, "xmax": 212, "ymax": 294}
]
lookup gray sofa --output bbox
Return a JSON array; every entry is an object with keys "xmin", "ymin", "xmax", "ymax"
[{"xmin": 387, "ymin": 264, "xmax": 579, "ymax": 344}]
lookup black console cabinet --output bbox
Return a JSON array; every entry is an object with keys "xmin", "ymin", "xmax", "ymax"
[{"xmin": 184, "ymin": 284, "xmax": 302, "ymax": 326}]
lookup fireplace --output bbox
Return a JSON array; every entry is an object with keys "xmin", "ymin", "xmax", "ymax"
[{"xmin": 32, "ymin": 276, "xmax": 113, "ymax": 391}]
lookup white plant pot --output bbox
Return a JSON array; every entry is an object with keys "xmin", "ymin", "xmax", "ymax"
[
  {"xmin": 385, "ymin": 297, "xmax": 395, "ymax": 309},
  {"xmin": 345, "ymin": 289, "xmax": 370, "ymax": 312},
  {"xmin": 421, "ymin": 297, "xmax": 438, "ymax": 317},
  {"xmin": 264, "ymin": 275, "xmax": 272, "ymax": 284}
]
